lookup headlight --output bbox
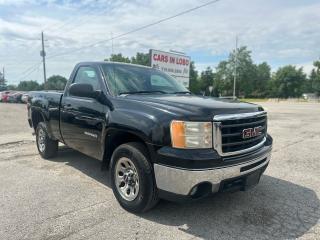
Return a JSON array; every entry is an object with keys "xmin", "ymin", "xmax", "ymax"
[{"xmin": 170, "ymin": 121, "xmax": 212, "ymax": 149}]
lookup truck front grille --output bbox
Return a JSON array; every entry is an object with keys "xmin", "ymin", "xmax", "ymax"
[{"xmin": 213, "ymin": 111, "xmax": 267, "ymax": 156}]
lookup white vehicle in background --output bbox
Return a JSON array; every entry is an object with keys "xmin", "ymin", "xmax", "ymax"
[{"xmin": 21, "ymin": 93, "xmax": 29, "ymax": 103}]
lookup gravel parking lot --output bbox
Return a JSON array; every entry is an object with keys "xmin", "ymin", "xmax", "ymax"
[{"xmin": 0, "ymin": 102, "xmax": 319, "ymax": 240}]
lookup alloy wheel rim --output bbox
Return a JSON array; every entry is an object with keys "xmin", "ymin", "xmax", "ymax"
[
  {"xmin": 115, "ymin": 157, "xmax": 140, "ymax": 201},
  {"xmin": 38, "ymin": 128, "xmax": 46, "ymax": 153}
]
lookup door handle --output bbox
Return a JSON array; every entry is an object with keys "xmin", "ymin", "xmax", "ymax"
[{"xmin": 64, "ymin": 104, "xmax": 73, "ymax": 110}]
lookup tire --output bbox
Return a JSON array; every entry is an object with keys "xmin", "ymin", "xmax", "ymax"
[
  {"xmin": 110, "ymin": 142, "xmax": 159, "ymax": 213},
  {"xmin": 36, "ymin": 122, "xmax": 58, "ymax": 159}
]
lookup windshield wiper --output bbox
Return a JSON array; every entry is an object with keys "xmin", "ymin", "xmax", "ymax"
[
  {"xmin": 173, "ymin": 91, "xmax": 191, "ymax": 94},
  {"xmin": 119, "ymin": 90, "xmax": 167, "ymax": 95}
]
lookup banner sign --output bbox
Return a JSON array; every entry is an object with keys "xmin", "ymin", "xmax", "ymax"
[{"xmin": 150, "ymin": 49, "xmax": 191, "ymax": 87}]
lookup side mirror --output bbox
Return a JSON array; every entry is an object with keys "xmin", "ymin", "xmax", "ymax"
[{"xmin": 69, "ymin": 83, "xmax": 98, "ymax": 98}]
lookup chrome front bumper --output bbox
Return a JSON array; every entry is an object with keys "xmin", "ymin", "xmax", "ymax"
[{"xmin": 154, "ymin": 151, "xmax": 271, "ymax": 196}]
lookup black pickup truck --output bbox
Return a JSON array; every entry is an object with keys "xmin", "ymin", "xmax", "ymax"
[{"xmin": 28, "ymin": 62, "xmax": 272, "ymax": 213}]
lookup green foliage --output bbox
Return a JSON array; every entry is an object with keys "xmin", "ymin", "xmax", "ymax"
[
  {"xmin": 188, "ymin": 61, "xmax": 200, "ymax": 94},
  {"xmin": 17, "ymin": 80, "xmax": 41, "ymax": 91},
  {"xmin": 254, "ymin": 62, "xmax": 271, "ymax": 97},
  {"xmin": 200, "ymin": 67, "xmax": 215, "ymax": 95},
  {"xmin": 4, "ymin": 50, "xmax": 318, "ymax": 98},
  {"xmin": 105, "ymin": 53, "xmax": 131, "ymax": 63},
  {"xmin": 6, "ymin": 85, "xmax": 17, "ymax": 90},
  {"xmin": 11, "ymin": 75, "xmax": 67, "ymax": 92},
  {"xmin": 105, "ymin": 52, "xmax": 150, "ymax": 66},
  {"xmin": 310, "ymin": 61, "xmax": 320, "ymax": 96},
  {"xmin": 131, "ymin": 52, "xmax": 150, "ymax": 66},
  {"xmin": 231, "ymin": 47, "xmax": 256, "ymax": 97},
  {"xmin": 0, "ymin": 71, "xmax": 6, "ymax": 90},
  {"xmin": 44, "ymin": 75, "xmax": 67, "ymax": 90},
  {"xmin": 212, "ymin": 46, "xmax": 269, "ymax": 98},
  {"xmin": 102, "ymin": 50, "xmax": 319, "ymax": 98},
  {"xmin": 213, "ymin": 60, "xmax": 232, "ymax": 96},
  {"xmin": 270, "ymin": 65, "xmax": 306, "ymax": 98}
]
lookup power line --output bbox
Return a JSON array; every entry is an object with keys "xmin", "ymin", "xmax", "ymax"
[
  {"xmin": 47, "ymin": 0, "xmax": 221, "ymax": 60},
  {"xmin": 18, "ymin": 62, "xmax": 40, "ymax": 78},
  {"xmin": 51, "ymin": 6, "xmax": 113, "ymax": 36},
  {"xmin": 42, "ymin": 4, "xmax": 97, "ymax": 33},
  {"xmin": 35, "ymin": 62, "xmax": 41, "ymax": 82},
  {"xmin": 17, "ymin": 62, "xmax": 42, "ymax": 82},
  {"xmin": 15, "ymin": 0, "xmax": 221, "ymax": 83},
  {"xmin": 14, "ymin": 35, "xmax": 44, "ymax": 83},
  {"xmin": 43, "ymin": 1, "xmax": 124, "ymax": 36}
]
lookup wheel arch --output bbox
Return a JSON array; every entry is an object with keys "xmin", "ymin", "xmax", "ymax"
[
  {"xmin": 102, "ymin": 129, "xmax": 154, "ymax": 170},
  {"xmin": 31, "ymin": 108, "xmax": 45, "ymax": 131}
]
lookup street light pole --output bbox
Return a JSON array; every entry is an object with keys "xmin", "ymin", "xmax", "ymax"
[{"xmin": 233, "ymin": 36, "xmax": 238, "ymax": 99}]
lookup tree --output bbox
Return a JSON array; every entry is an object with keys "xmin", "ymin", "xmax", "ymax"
[
  {"xmin": 131, "ymin": 52, "xmax": 150, "ymax": 66},
  {"xmin": 44, "ymin": 75, "xmax": 67, "ymax": 90},
  {"xmin": 311, "ymin": 60, "xmax": 320, "ymax": 96},
  {"xmin": 303, "ymin": 69, "xmax": 315, "ymax": 93},
  {"xmin": 0, "ymin": 70, "xmax": 6, "ymax": 91},
  {"xmin": 199, "ymin": 67, "xmax": 215, "ymax": 95},
  {"xmin": 254, "ymin": 62, "xmax": 271, "ymax": 97},
  {"xmin": 105, "ymin": 52, "xmax": 150, "ymax": 66},
  {"xmin": 230, "ymin": 46, "xmax": 259, "ymax": 97},
  {"xmin": 17, "ymin": 80, "xmax": 41, "ymax": 91},
  {"xmin": 212, "ymin": 46, "xmax": 263, "ymax": 97},
  {"xmin": 189, "ymin": 61, "xmax": 200, "ymax": 94},
  {"xmin": 271, "ymin": 65, "xmax": 306, "ymax": 98},
  {"xmin": 6, "ymin": 85, "xmax": 17, "ymax": 90},
  {"xmin": 213, "ymin": 60, "xmax": 233, "ymax": 96},
  {"xmin": 101, "ymin": 50, "xmax": 320, "ymax": 98},
  {"xmin": 105, "ymin": 53, "xmax": 131, "ymax": 63}
]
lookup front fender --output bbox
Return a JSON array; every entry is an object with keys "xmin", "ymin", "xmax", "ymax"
[{"xmin": 108, "ymin": 108, "xmax": 169, "ymax": 145}]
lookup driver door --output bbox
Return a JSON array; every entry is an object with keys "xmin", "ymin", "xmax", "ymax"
[{"xmin": 60, "ymin": 65, "xmax": 107, "ymax": 160}]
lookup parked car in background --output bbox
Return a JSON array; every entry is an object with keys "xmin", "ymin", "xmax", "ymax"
[
  {"xmin": 7, "ymin": 92, "xmax": 15, "ymax": 103},
  {"xmin": 21, "ymin": 93, "xmax": 29, "ymax": 103},
  {"xmin": 1, "ymin": 91, "xmax": 11, "ymax": 102},
  {"xmin": 8, "ymin": 92, "xmax": 23, "ymax": 103}
]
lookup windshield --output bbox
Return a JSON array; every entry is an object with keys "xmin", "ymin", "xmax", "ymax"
[{"xmin": 101, "ymin": 63, "xmax": 188, "ymax": 95}]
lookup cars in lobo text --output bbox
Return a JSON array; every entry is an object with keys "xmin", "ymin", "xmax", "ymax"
[{"xmin": 27, "ymin": 62, "xmax": 273, "ymax": 213}]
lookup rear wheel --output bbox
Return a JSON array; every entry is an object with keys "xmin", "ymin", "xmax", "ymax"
[
  {"xmin": 110, "ymin": 142, "xmax": 159, "ymax": 213},
  {"xmin": 36, "ymin": 122, "xmax": 58, "ymax": 159}
]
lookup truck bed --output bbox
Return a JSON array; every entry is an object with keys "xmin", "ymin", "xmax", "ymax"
[{"xmin": 28, "ymin": 90, "xmax": 64, "ymax": 141}]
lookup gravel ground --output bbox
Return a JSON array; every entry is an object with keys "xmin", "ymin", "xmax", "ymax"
[{"xmin": 0, "ymin": 102, "xmax": 319, "ymax": 240}]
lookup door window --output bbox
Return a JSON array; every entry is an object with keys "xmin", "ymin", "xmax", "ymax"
[{"xmin": 72, "ymin": 66, "xmax": 100, "ymax": 92}]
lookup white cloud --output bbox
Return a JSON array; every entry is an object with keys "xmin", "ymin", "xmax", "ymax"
[
  {"xmin": 294, "ymin": 62, "xmax": 316, "ymax": 75},
  {"xmin": 0, "ymin": 0, "xmax": 320, "ymax": 84}
]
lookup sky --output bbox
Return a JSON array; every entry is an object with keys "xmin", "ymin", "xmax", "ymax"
[{"xmin": 0, "ymin": 0, "xmax": 319, "ymax": 85}]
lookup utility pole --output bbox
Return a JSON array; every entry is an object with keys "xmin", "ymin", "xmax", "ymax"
[
  {"xmin": 40, "ymin": 31, "xmax": 47, "ymax": 83},
  {"xmin": 233, "ymin": 36, "xmax": 238, "ymax": 99}
]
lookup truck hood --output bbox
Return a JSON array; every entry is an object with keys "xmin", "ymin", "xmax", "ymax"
[{"xmin": 118, "ymin": 94, "xmax": 262, "ymax": 121}]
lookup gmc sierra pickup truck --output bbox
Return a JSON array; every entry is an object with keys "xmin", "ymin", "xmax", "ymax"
[{"xmin": 28, "ymin": 62, "xmax": 272, "ymax": 213}]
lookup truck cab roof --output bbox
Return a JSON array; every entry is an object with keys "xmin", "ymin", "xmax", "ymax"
[{"xmin": 76, "ymin": 61, "xmax": 153, "ymax": 70}]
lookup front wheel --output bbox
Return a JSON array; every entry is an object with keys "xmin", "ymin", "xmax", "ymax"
[
  {"xmin": 36, "ymin": 122, "xmax": 58, "ymax": 159},
  {"xmin": 110, "ymin": 142, "xmax": 159, "ymax": 213}
]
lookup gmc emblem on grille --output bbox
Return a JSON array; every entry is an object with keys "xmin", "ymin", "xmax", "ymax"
[{"xmin": 242, "ymin": 126, "xmax": 262, "ymax": 139}]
